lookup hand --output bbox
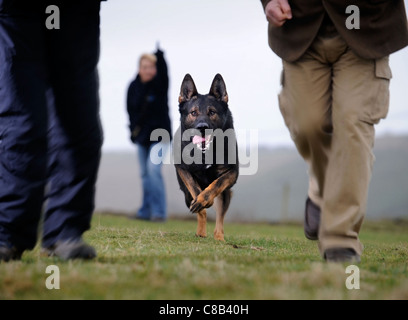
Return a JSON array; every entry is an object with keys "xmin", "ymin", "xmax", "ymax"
[
  {"xmin": 155, "ymin": 41, "xmax": 164, "ymax": 56},
  {"xmin": 131, "ymin": 126, "xmax": 141, "ymax": 139},
  {"xmin": 265, "ymin": 0, "xmax": 292, "ymax": 27}
]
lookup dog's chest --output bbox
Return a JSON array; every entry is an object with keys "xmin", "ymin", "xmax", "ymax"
[{"xmin": 192, "ymin": 166, "xmax": 219, "ymax": 189}]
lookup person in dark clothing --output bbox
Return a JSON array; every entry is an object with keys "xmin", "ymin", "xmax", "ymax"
[
  {"xmin": 0, "ymin": 0, "xmax": 104, "ymax": 262},
  {"xmin": 127, "ymin": 47, "xmax": 172, "ymax": 222}
]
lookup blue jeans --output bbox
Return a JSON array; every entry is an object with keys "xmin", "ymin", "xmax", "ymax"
[{"xmin": 137, "ymin": 143, "xmax": 168, "ymax": 220}]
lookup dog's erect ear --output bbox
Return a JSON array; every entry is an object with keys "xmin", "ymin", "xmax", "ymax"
[
  {"xmin": 209, "ymin": 74, "xmax": 228, "ymax": 103},
  {"xmin": 179, "ymin": 74, "xmax": 198, "ymax": 104}
]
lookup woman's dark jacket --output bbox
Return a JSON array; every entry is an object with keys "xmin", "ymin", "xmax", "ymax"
[{"xmin": 127, "ymin": 49, "xmax": 172, "ymax": 146}]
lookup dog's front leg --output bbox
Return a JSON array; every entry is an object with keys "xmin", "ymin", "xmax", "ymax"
[
  {"xmin": 213, "ymin": 190, "xmax": 232, "ymax": 241},
  {"xmin": 176, "ymin": 167, "xmax": 207, "ymax": 238},
  {"xmin": 190, "ymin": 168, "xmax": 238, "ymax": 214}
]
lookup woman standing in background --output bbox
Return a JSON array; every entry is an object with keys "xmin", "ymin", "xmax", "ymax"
[{"xmin": 127, "ymin": 46, "xmax": 172, "ymax": 222}]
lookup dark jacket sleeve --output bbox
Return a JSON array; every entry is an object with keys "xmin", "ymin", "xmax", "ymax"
[
  {"xmin": 127, "ymin": 79, "xmax": 149, "ymax": 132},
  {"xmin": 126, "ymin": 81, "xmax": 137, "ymax": 131},
  {"xmin": 154, "ymin": 49, "xmax": 169, "ymax": 95},
  {"xmin": 153, "ymin": 49, "xmax": 172, "ymax": 141}
]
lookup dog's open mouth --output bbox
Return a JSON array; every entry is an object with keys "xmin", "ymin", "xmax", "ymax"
[{"xmin": 192, "ymin": 134, "xmax": 213, "ymax": 153}]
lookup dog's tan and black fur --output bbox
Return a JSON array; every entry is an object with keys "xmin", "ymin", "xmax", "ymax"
[{"xmin": 175, "ymin": 74, "xmax": 238, "ymax": 241}]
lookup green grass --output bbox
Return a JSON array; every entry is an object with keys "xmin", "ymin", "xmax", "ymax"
[{"xmin": 1, "ymin": 213, "xmax": 408, "ymax": 300}]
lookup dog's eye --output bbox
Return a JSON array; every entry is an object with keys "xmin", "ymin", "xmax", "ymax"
[
  {"xmin": 190, "ymin": 110, "xmax": 198, "ymax": 117},
  {"xmin": 209, "ymin": 110, "xmax": 216, "ymax": 116}
]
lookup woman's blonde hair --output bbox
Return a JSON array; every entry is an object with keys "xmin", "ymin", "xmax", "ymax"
[{"xmin": 139, "ymin": 53, "xmax": 157, "ymax": 67}]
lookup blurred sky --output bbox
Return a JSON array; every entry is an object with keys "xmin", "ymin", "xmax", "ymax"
[{"xmin": 98, "ymin": 0, "xmax": 408, "ymax": 152}]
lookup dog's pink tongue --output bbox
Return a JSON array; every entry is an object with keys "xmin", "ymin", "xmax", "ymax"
[{"xmin": 193, "ymin": 135, "xmax": 206, "ymax": 145}]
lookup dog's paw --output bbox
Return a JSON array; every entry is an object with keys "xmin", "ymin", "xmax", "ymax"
[
  {"xmin": 195, "ymin": 232, "xmax": 207, "ymax": 238},
  {"xmin": 214, "ymin": 227, "xmax": 225, "ymax": 241},
  {"xmin": 214, "ymin": 233, "xmax": 225, "ymax": 241},
  {"xmin": 190, "ymin": 193, "xmax": 214, "ymax": 213}
]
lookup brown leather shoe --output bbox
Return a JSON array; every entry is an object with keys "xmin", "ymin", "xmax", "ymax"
[{"xmin": 304, "ymin": 197, "xmax": 321, "ymax": 240}]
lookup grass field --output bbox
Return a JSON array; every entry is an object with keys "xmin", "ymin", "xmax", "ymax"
[{"xmin": 1, "ymin": 213, "xmax": 408, "ymax": 300}]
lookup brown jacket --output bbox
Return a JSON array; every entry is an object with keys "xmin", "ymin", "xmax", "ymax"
[{"xmin": 261, "ymin": 0, "xmax": 408, "ymax": 62}]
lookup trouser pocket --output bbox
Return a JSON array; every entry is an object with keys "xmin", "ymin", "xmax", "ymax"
[{"xmin": 359, "ymin": 56, "xmax": 391, "ymax": 125}]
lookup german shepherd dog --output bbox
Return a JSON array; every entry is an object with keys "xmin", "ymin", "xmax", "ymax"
[{"xmin": 175, "ymin": 74, "xmax": 239, "ymax": 241}]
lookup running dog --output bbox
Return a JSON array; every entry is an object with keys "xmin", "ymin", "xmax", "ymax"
[{"xmin": 174, "ymin": 74, "xmax": 239, "ymax": 241}]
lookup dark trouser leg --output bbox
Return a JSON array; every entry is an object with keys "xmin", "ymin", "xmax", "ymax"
[
  {"xmin": 42, "ymin": 0, "xmax": 103, "ymax": 247},
  {"xmin": 0, "ymin": 3, "xmax": 48, "ymax": 250}
]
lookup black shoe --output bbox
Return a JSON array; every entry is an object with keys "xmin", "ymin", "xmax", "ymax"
[
  {"xmin": 304, "ymin": 197, "xmax": 321, "ymax": 240},
  {"xmin": 0, "ymin": 246, "xmax": 23, "ymax": 262},
  {"xmin": 324, "ymin": 248, "xmax": 361, "ymax": 263},
  {"xmin": 42, "ymin": 239, "xmax": 96, "ymax": 261}
]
